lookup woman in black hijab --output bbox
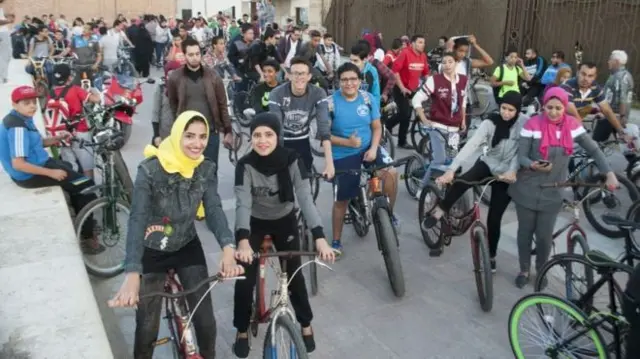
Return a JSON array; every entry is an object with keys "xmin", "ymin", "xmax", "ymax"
[
  {"xmin": 232, "ymin": 113, "xmax": 335, "ymax": 358},
  {"xmin": 422, "ymin": 91, "xmax": 526, "ymax": 265}
]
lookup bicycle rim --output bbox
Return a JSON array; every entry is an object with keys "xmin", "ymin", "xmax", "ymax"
[
  {"xmin": 509, "ymin": 293, "xmax": 608, "ymax": 359},
  {"xmin": 471, "ymin": 228, "xmax": 493, "ymax": 312},
  {"xmin": 418, "ymin": 182, "xmax": 444, "ymax": 249},
  {"xmin": 74, "ymin": 198, "xmax": 128, "ymax": 277},
  {"xmin": 403, "ymin": 154, "xmax": 425, "ymax": 198}
]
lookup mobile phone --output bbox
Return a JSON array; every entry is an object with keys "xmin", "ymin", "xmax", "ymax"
[{"xmin": 538, "ymin": 160, "xmax": 551, "ymax": 167}]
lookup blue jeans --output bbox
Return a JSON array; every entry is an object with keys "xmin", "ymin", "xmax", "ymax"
[
  {"xmin": 154, "ymin": 41, "xmax": 167, "ymax": 65},
  {"xmin": 26, "ymin": 61, "xmax": 53, "ymax": 85},
  {"xmin": 421, "ymin": 127, "xmax": 449, "ymax": 185},
  {"xmin": 203, "ymin": 132, "xmax": 220, "ymax": 168}
]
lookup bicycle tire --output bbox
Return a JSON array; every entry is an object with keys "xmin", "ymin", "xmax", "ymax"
[
  {"xmin": 471, "ymin": 227, "xmax": 493, "ymax": 312},
  {"xmin": 263, "ymin": 315, "xmax": 309, "ymax": 359},
  {"xmin": 583, "ymin": 172, "xmax": 640, "ymax": 238},
  {"xmin": 382, "ymin": 128, "xmax": 395, "ymax": 159},
  {"xmin": 567, "ymin": 232, "xmax": 590, "ymax": 256},
  {"xmin": 508, "ymin": 292, "xmax": 609, "ymax": 359},
  {"xmin": 535, "ymin": 253, "xmax": 596, "ymax": 310},
  {"xmin": 117, "ymin": 122, "xmax": 133, "ymax": 145},
  {"xmin": 112, "ymin": 150, "xmax": 134, "ymax": 204},
  {"xmin": 233, "ymin": 91, "xmax": 252, "ymax": 127},
  {"xmin": 299, "ymin": 214, "xmax": 318, "ymax": 296},
  {"xmin": 375, "ymin": 207, "xmax": 405, "ymax": 297},
  {"xmin": 348, "ymin": 195, "xmax": 369, "ymax": 237},
  {"xmin": 418, "ymin": 182, "xmax": 445, "ymax": 249},
  {"xmin": 164, "ymin": 298, "xmax": 183, "ymax": 359},
  {"xmin": 232, "ymin": 132, "xmax": 251, "ymax": 166},
  {"xmin": 410, "ymin": 118, "xmax": 424, "ymax": 150},
  {"xmin": 403, "ymin": 153, "xmax": 425, "ymax": 199},
  {"xmin": 73, "ymin": 197, "xmax": 129, "ymax": 278}
]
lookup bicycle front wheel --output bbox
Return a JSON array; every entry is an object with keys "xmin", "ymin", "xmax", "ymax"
[
  {"xmin": 418, "ymin": 182, "xmax": 445, "ymax": 249},
  {"xmin": 74, "ymin": 198, "xmax": 129, "ymax": 278},
  {"xmin": 375, "ymin": 207, "xmax": 405, "ymax": 298},
  {"xmin": 403, "ymin": 153, "xmax": 425, "ymax": 199},
  {"xmin": 509, "ymin": 293, "xmax": 609, "ymax": 359},
  {"xmin": 471, "ymin": 227, "xmax": 493, "ymax": 312},
  {"xmin": 263, "ymin": 315, "xmax": 309, "ymax": 359}
]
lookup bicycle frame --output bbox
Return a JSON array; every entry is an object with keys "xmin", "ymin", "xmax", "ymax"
[
  {"xmin": 163, "ymin": 270, "xmax": 202, "ymax": 359},
  {"xmin": 254, "ymin": 236, "xmax": 298, "ymax": 329}
]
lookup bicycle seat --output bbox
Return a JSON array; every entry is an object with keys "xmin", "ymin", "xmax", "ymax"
[
  {"xmin": 584, "ymin": 250, "xmax": 629, "ymax": 272},
  {"xmin": 601, "ymin": 213, "xmax": 640, "ymax": 230}
]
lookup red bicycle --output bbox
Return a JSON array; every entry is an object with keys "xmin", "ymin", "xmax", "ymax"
[
  {"xmin": 419, "ymin": 177, "xmax": 497, "ymax": 312},
  {"xmin": 141, "ymin": 271, "xmax": 243, "ymax": 359},
  {"xmin": 249, "ymin": 235, "xmax": 333, "ymax": 358}
]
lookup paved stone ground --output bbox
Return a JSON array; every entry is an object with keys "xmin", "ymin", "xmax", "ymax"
[{"xmin": 90, "ymin": 67, "xmax": 640, "ymax": 358}]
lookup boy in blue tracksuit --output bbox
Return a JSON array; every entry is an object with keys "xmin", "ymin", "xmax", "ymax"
[{"xmin": 0, "ymin": 86, "xmax": 102, "ymax": 254}]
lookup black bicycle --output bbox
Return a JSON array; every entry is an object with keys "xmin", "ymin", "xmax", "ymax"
[{"xmin": 339, "ymin": 157, "xmax": 410, "ymax": 297}]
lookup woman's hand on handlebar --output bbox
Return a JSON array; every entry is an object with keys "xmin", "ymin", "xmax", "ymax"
[
  {"xmin": 497, "ymin": 171, "xmax": 517, "ymax": 183},
  {"xmin": 221, "ymin": 245, "xmax": 244, "ymax": 277},
  {"xmin": 235, "ymin": 239, "xmax": 254, "ymax": 264},
  {"xmin": 436, "ymin": 170, "xmax": 455, "ymax": 185},
  {"xmin": 108, "ymin": 272, "xmax": 140, "ymax": 308}
]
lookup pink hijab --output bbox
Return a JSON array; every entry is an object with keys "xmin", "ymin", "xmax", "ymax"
[{"xmin": 538, "ymin": 87, "xmax": 579, "ymax": 159}]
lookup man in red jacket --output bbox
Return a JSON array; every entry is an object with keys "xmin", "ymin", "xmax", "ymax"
[{"xmin": 386, "ymin": 34, "xmax": 429, "ymax": 149}]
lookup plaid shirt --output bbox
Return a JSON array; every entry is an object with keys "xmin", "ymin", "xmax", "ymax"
[{"xmin": 370, "ymin": 58, "xmax": 396, "ymax": 99}]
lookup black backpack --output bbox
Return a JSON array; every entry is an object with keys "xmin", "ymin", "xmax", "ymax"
[{"xmin": 493, "ymin": 64, "xmax": 521, "ymax": 104}]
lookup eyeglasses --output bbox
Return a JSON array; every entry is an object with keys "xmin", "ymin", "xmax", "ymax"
[{"xmin": 340, "ymin": 77, "xmax": 359, "ymax": 84}]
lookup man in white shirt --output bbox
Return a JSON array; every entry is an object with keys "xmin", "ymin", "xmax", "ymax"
[
  {"xmin": 0, "ymin": 12, "xmax": 15, "ymax": 84},
  {"xmin": 99, "ymin": 26, "xmax": 120, "ymax": 68}
]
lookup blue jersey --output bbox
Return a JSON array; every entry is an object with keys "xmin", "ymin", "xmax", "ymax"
[
  {"xmin": 360, "ymin": 62, "xmax": 381, "ymax": 104},
  {"xmin": 0, "ymin": 111, "xmax": 50, "ymax": 181},
  {"xmin": 326, "ymin": 90, "xmax": 381, "ymax": 160}
]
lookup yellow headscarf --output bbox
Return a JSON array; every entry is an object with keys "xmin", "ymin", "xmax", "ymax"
[{"xmin": 143, "ymin": 110, "xmax": 209, "ymax": 218}]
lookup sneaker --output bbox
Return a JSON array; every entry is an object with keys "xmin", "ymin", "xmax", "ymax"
[
  {"xmin": 331, "ymin": 240, "xmax": 343, "ymax": 259},
  {"xmin": 490, "ymin": 258, "xmax": 497, "ymax": 274},
  {"xmin": 391, "ymin": 214, "xmax": 401, "ymax": 234},
  {"xmin": 81, "ymin": 236, "xmax": 106, "ymax": 255},
  {"xmin": 233, "ymin": 334, "xmax": 250, "ymax": 358},
  {"xmin": 301, "ymin": 327, "xmax": 316, "ymax": 353},
  {"xmin": 515, "ymin": 273, "xmax": 530, "ymax": 288}
]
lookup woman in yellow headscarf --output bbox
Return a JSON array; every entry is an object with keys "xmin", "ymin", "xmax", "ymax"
[{"xmin": 108, "ymin": 111, "xmax": 242, "ymax": 359}]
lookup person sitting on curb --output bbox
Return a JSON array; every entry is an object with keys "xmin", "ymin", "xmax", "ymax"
[{"xmin": 0, "ymin": 86, "xmax": 103, "ymax": 254}]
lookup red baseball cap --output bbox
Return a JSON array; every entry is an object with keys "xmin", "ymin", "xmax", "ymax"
[{"xmin": 11, "ymin": 86, "xmax": 38, "ymax": 103}]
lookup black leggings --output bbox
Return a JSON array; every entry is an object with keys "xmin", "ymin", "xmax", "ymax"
[
  {"xmin": 439, "ymin": 160, "xmax": 511, "ymax": 257},
  {"xmin": 14, "ymin": 158, "xmax": 96, "ymax": 237},
  {"xmin": 233, "ymin": 211, "xmax": 313, "ymax": 332}
]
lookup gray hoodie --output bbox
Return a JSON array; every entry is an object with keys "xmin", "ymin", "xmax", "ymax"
[
  {"xmin": 449, "ymin": 113, "xmax": 528, "ymax": 175},
  {"xmin": 268, "ymin": 83, "xmax": 331, "ymax": 142},
  {"xmin": 235, "ymin": 158, "xmax": 325, "ymax": 240}
]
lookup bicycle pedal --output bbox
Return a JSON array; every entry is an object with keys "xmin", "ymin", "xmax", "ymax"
[{"xmin": 343, "ymin": 214, "xmax": 353, "ymax": 224}]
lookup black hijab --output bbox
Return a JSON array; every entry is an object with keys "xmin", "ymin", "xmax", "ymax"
[
  {"xmin": 240, "ymin": 113, "xmax": 298, "ymax": 203},
  {"xmin": 490, "ymin": 91, "xmax": 522, "ymax": 147}
]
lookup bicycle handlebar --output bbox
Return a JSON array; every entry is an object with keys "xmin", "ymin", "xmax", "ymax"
[
  {"xmin": 253, "ymin": 250, "xmax": 318, "ymax": 259},
  {"xmin": 540, "ymin": 182, "xmax": 605, "ymax": 189},
  {"xmin": 140, "ymin": 273, "xmax": 244, "ymax": 299},
  {"xmin": 334, "ymin": 156, "xmax": 411, "ymax": 176}
]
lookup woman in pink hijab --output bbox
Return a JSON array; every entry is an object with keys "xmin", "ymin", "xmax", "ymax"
[{"xmin": 508, "ymin": 86, "xmax": 618, "ymax": 288}]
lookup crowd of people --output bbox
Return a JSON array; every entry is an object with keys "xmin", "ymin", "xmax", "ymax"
[{"xmin": 1, "ymin": 4, "xmax": 640, "ymax": 358}]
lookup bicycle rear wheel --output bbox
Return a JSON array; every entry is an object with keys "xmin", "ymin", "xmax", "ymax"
[
  {"xmin": 403, "ymin": 153, "xmax": 425, "ymax": 199},
  {"xmin": 418, "ymin": 182, "xmax": 445, "ymax": 249},
  {"xmin": 471, "ymin": 227, "xmax": 493, "ymax": 312},
  {"xmin": 263, "ymin": 315, "xmax": 309, "ymax": 359},
  {"xmin": 298, "ymin": 213, "xmax": 318, "ymax": 296},
  {"xmin": 508, "ymin": 293, "xmax": 609, "ymax": 359},
  {"xmin": 375, "ymin": 207, "xmax": 405, "ymax": 297}
]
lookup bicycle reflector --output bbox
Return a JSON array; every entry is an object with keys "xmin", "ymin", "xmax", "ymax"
[{"xmin": 369, "ymin": 177, "xmax": 382, "ymax": 194}]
